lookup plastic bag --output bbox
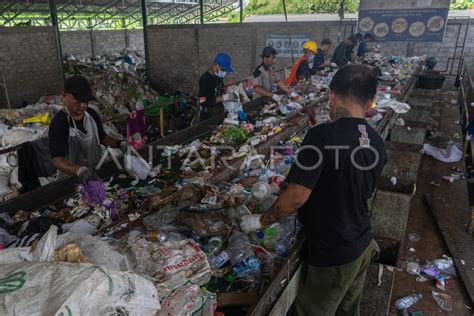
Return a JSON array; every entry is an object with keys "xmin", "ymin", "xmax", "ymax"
[
  {"xmin": 0, "ymin": 169, "xmax": 12, "ymax": 197},
  {"xmin": 124, "ymin": 154, "xmax": 151, "ymax": 180},
  {"xmin": 158, "ymin": 284, "xmax": 217, "ymax": 316},
  {"xmin": 432, "ymin": 291, "xmax": 452, "ymax": 311},
  {"xmin": 0, "ymin": 262, "xmax": 160, "ymax": 315},
  {"xmin": 125, "ymin": 236, "xmax": 211, "ymax": 299},
  {"xmin": 143, "ymin": 204, "xmax": 180, "ymax": 231},
  {"xmin": 0, "ymin": 225, "xmax": 58, "ymax": 264},
  {"xmin": 176, "ymin": 211, "xmax": 232, "ymax": 237},
  {"xmin": 422, "ymin": 142, "xmax": 462, "ymax": 163},
  {"xmin": 55, "ymin": 232, "xmax": 131, "ymax": 272}
]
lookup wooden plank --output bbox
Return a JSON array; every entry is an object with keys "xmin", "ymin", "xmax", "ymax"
[
  {"xmin": 361, "ymin": 264, "xmax": 395, "ymax": 316},
  {"xmin": 425, "ymin": 193, "xmax": 474, "ymax": 304}
]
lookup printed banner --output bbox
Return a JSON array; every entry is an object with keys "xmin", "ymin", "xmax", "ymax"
[
  {"xmin": 266, "ymin": 33, "xmax": 311, "ymax": 57},
  {"xmin": 358, "ymin": 0, "xmax": 450, "ymax": 42}
]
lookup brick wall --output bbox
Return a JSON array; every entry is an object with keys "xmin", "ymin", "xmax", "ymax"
[
  {"xmin": 0, "ymin": 27, "xmax": 63, "ymax": 107},
  {"xmin": 147, "ymin": 18, "xmax": 474, "ymax": 95},
  {"xmin": 60, "ymin": 30, "xmax": 145, "ymax": 59}
]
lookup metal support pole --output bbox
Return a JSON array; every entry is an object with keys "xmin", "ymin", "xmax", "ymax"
[
  {"xmin": 48, "ymin": 0, "xmax": 65, "ymax": 85},
  {"xmin": 1, "ymin": 75, "xmax": 11, "ymax": 109},
  {"xmin": 199, "ymin": 0, "xmax": 204, "ymax": 24},
  {"xmin": 240, "ymin": 0, "xmax": 243, "ymax": 23},
  {"xmin": 282, "ymin": 0, "xmax": 294, "ymax": 63},
  {"xmin": 141, "ymin": 0, "xmax": 150, "ymax": 80}
]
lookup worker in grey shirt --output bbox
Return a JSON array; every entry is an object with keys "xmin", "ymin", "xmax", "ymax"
[{"xmin": 252, "ymin": 46, "xmax": 291, "ymax": 101}]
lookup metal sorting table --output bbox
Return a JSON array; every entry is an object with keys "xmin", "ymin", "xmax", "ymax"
[{"xmin": 0, "ymin": 66, "xmax": 421, "ymax": 315}]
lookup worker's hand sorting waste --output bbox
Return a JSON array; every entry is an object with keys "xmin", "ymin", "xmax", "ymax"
[
  {"xmin": 330, "ymin": 62, "xmax": 338, "ymax": 68},
  {"xmin": 240, "ymin": 214, "xmax": 263, "ymax": 233},
  {"xmin": 76, "ymin": 166, "xmax": 100, "ymax": 183},
  {"xmin": 272, "ymin": 94, "xmax": 282, "ymax": 102}
]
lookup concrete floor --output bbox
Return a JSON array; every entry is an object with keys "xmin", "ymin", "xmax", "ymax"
[{"xmin": 389, "ymin": 88, "xmax": 473, "ymax": 315}]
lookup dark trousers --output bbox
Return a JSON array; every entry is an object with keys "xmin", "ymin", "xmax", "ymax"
[{"xmin": 294, "ymin": 239, "xmax": 380, "ymax": 316}]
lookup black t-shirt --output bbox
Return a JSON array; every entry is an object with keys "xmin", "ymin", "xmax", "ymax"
[
  {"xmin": 285, "ymin": 118, "xmax": 386, "ymax": 266},
  {"xmin": 48, "ymin": 107, "xmax": 106, "ymax": 159},
  {"xmin": 296, "ymin": 60, "xmax": 317, "ymax": 81},
  {"xmin": 345, "ymin": 43, "xmax": 356, "ymax": 60},
  {"xmin": 312, "ymin": 49, "xmax": 325, "ymax": 70},
  {"xmin": 199, "ymin": 71, "xmax": 224, "ymax": 109},
  {"xmin": 331, "ymin": 42, "xmax": 350, "ymax": 66}
]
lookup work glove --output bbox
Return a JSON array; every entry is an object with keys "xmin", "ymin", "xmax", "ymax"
[
  {"xmin": 240, "ymin": 214, "xmax": 263, "ymax": 233},
  {"xmin": 76, "ymin": 167, "xmax": 99, "ymax": 183},
  {"xmin": 330, "ymin": 62, "xmax": 338, "ymax": 68},
  {"xmin": 272, "ymin": 94, "xmax": 282, "ymax": 102},
  {"xmin": 120, "ymin": 140, "xmax": 132, "ymax": 154}
]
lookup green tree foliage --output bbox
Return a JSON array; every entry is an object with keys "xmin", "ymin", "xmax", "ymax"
[{"xmin": 228, "ymin": 0, "xmax": 472, "ymax": 23}]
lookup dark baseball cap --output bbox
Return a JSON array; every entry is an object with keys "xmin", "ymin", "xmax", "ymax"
[
  {"xmin": 64, "ymin": 75, "xmax": 96, "ymax": 103},
  {"xmin": 261, "ymin": 46, "xmax": 277, "ymax": 57}
]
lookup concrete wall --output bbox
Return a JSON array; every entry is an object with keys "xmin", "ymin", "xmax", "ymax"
[
  {"xmin": 60, "ymin": 30, "xmax": 144, "ymax": 59},
  {"xmin": 147, "ymin": 19, "xmax": 474, "ymax": 95},
  {"xmin": 0, "ymin": 27, "xmax": 63, "ymax": 107}
]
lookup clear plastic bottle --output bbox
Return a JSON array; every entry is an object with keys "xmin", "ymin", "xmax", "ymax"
[
  {"xmin": 206, "ymin": 236, "xmax": 223, "ymax": 256},
  {"xmin": 273, "ymin": 157, "xmax": 294, "ymax": 175},
  {"xmin": 227, "ymin": 232, "xmax": 261, "ymax": 281},
  {"xmin": 208, "ymin": 251, "xmax": 230, "ymax": 270},
  {"xmin": 146, "ymin": 231, "xmax": 185, "ymax": 242},
  {"xmin": 394, "ymin": 293, "xmax": 423, "ymax": 310},
  {"xmin": 256, "ymin": 248, "xmax": 276, "ymax": 277}
]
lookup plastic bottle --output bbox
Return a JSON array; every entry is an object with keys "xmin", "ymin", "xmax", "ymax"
[
  {"xmin": 394, "ymin": 293, "xmax": 423, "ymax": 310},
  {"xmin": 273, "ymin": 157, "xmax": 294, "ymax": 175},
  {"xmin": 208, "ymin": 251, "xmax": 230, "ymax": 270},
  {"xmin": 146, "ymin": 231, "xmax": 185, "ymax": 242},
  {"xmin": 206, "ymin": 236, "xmax": 223, "ymax": 256},
  {"xmin": 227, "ymin": 232, "xmax": 261, "ymax": 281},
  {"xmin": 256, "ymin": 248, "xmax": 276, "ymax": 276},
  {"xmin": 251, "ymin": 182, "xmax": 272, "ymax": 201}
]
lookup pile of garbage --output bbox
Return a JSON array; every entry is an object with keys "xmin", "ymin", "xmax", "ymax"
[
  {"xmin": 0, "ymin": 71, "xmax": 321, "ymax": 314},
  {"xmin": 0, "ymin": 53, "xmax": 424, "ymax": 314},
  {"xmin": 64, "ymin": 49, "xmax": 158, "ymax": 119}
]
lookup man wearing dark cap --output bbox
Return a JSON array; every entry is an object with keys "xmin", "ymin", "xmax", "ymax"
[
  {"xmin": 252, "ymin": 46, "xmax": 290, "ymax": 101},
  {"xmin": 49, "ymin": 75, "xmax": 127, "ymax": 182}
]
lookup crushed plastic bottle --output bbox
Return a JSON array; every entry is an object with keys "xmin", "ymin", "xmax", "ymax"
[
  {"xmin": 146, "ymin": 231, "xmax": 185, "ymax": 242},
  {"xmin": 251, "ymin": 182, "xmax": 272, "ymax": 201},
  {"xmin": 272, "ymin": 156, "xmax": 294, "ymax": 175},
  {"xmin": 208, "ymin": 251, "xmax": 230, "ymax": 270},
  {"xmin": 256, "ymin": 248, "xmax": 276, "ymax": 276},
  {"xmin": 394, "ymin": 293, "xmax": 423, "ymax": 310},
  {"xmin": 261, "ymin": 216, "xmax": 296, "ymax": 254},
  {"xmin": 206, "ymin": 236, "xmax": 223, "ymax": 256},
  {"xmin": 227, "ymin": 232, "xmax": 261, "ymax": 281}
]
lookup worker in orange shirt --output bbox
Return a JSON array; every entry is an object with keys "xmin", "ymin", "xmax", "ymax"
[{"xmin": 285, "ymin": 41, "xmax": 318, "ymax": 86}]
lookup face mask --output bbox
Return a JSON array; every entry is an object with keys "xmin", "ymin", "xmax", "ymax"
[
  {"xmin": 216, "ymin": 71, "xmax": 226, "ymax": 78},
  {"xmin": 308, "ymin": 54, "xmax": 315, "ymax": 61}
]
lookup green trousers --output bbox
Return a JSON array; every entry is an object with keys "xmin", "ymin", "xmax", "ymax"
[{"xmin": 294, "ymin": 239, "xmax": 380, "ymax": 316}]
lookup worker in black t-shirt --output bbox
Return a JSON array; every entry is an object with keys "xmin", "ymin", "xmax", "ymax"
[
  {"xmin": 332, "ymin": 34, "xmax": 362, "ymax": 67},
  {"xmin": 198, "ymin": 53, "xmax": 235, "ymax": 122},
  {"xmin": 312, "ymin": 38, "xmax": 336, "ymax": 70},
  {"xmin": 240, "ymin": 65, "xmax": 387, "ymax": 315},
  {"xmin": 49, "ymin": 76, "xmax": 129, "ymax": 182}
]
